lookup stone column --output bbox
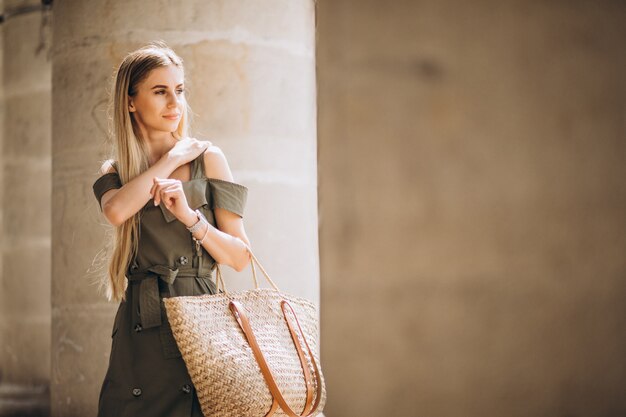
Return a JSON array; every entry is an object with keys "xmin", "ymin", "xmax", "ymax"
[
  {"xmin": 317, "ymin": 1, "xmax": 626, "ymax": 416},
  {"xmin": 51, "ymin": 1, "xmax": 318, "ymax": 415},
  {"xmin": 0, "ymin": 0, "xmax": 51, "ymax": 415}
]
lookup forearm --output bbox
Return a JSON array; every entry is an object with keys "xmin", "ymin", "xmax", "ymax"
[
  {"xmin": 181, "ymin": 210, "xmax": 251, "ymax": 271},
  {"xmin": 105, "ymin": 153, "xmax": 181, "ymax": 224}
]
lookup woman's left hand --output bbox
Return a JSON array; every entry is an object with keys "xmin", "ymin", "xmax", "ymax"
[{"xmin": 150, "ymin": 177, "xmax": 193, "ymax": 223}]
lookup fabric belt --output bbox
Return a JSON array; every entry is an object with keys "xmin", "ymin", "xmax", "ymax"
[{"xmin": 127, "ymin": 264, "xmax": 212, "ymax": 329}]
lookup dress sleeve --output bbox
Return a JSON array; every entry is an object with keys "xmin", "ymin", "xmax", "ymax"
[
  {"xmin": 207, "ymin": 178, "xmax": 248, "ymax": 218},
  {"xmin": 93, "ymin": 172, "xmax": 122, "ymax": 210}
]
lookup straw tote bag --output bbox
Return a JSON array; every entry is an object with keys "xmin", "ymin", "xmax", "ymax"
[{"xmin": 163, "ymin": 250, "xmax": 327, "ymax": 417}]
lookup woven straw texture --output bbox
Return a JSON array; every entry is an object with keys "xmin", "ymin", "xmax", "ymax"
[{"xmin": 163, "ymin": 265, "xmax": 326, "ymax": 417}]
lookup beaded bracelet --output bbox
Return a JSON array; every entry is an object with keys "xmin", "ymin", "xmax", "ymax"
[
  {"xmin": 196, "ymin": 223, "xmax": 210, "ymax": 245},
  {"xmin": 186, "ymin": 209, "xmax": 206, "ymax": 234},
  {"xmin": 189, "ymin": 209, "xmax": 210, "ymax": 253}
]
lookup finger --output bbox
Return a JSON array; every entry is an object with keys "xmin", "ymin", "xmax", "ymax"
[
  {"xmin": 160, "ymin": 187, "xmax": 182, "ymax": 208},
  {"xmin": 157, "ymin": 181, "xmax": 183, "ymax": 200},
  {"xmin": 150, "ymin": 177, "xmax": 159, "ymax": 199},
  {"xmin": 153, "ymin": 179, "xmax": 172, "ymax": 205},
  {"xmin": 151, "ymin": 177, "xmax": 174, "ymax": 197},
  {"xmin": 159, "ymin": 182, "xmax": 182, "ymax": 194},
  {"xmin": 151, "ymin": 178, "xmax": 162, "ymax": 205},
  {"xmin": 153, "ymin": 178, "xmax": 179, "ymax": 205},
  {"xmin": 160, "ymin": 184, "xmax": 184, "ymax": 200}
]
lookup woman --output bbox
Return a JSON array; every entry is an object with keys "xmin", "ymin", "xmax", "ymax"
[{"xmin": 92, "ymin": 40, "xmax": 252, "ymax": 416}]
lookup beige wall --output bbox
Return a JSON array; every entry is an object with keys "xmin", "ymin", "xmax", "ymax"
[
  {"xmin": 1, "ymin": 1, "xmax": 321, "ymax": 415},
  {"xmin": 2, "ymin": 1, "xmax": 625, "ymax": 416},
  {"xmin": 51, "ymin": 1, "xmax": 318, "ymax": 416},
  {"xmin": 0, "ymin": 0, "xmax": 52, "ymax": 391},
  {"xmin": 317, "ymin": 1, "xmax": 626, "ymax": 416},
  {"xmin": 0, "ymin": 0, "xmax": 52, "ymax": 415}
]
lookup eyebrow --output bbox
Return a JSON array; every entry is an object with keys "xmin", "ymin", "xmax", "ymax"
[{"xmin": 151, "ymin": 83, "xmax": 184, "ymax": 89}]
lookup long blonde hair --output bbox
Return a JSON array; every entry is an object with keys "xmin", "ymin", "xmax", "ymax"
[{"xmin": 99, "ymin": 40, "xmax": 193, "ymax": 302}]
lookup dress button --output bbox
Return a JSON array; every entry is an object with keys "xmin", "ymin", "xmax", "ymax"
[
  {"xmin": 179, "ymin": 256, "xmax": 188, "ymax": 265},
  {"xmin": 181, "ymin": 384, "xmax": 192, "ymax": 394},
  {"xmin": 134, "ymin": 324, "xmax": 143, "ymax": 333},
  {"xmin": 132, "ymin": 387, "xmax": 142, "ymax": 397}
]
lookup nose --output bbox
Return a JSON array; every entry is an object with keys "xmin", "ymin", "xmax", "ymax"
[{"xmin": 167, "ymin": 91, "xmax": 181, "ymax": 107}]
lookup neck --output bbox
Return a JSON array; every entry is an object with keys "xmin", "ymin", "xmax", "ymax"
[{"xmin": 144, "ymin": 132, "xmax": 177, "ymax": 166}]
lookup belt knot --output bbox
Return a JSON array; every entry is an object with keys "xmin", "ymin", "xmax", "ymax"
[{"xmin": 127, "ymin": 264, "xmax": 180, "ymax": 329}]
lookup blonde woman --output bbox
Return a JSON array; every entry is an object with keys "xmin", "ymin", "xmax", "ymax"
[{"xmin": 92, "ymin": 41, "xmax": 252, "ymax": 416}]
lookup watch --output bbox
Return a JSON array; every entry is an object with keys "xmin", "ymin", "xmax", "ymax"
[{"xmin": 186, "ymin": 209, "xmax": 207, "ymax": 234}]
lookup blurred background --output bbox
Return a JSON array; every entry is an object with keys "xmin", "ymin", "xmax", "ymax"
[{"xmin": 0, "ymin": 0, "xmax": 625, "ymax": 416}]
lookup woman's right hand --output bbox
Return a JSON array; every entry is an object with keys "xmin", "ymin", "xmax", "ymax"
[{"xmin": 167, "ymin": 137, "xmax": 212, "ymax": 165}]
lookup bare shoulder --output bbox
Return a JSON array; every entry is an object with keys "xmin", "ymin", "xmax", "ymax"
[
  {"xmin": 99, "ymin": 159, "xmax": 118, "ymax": 175},
  {"xmin": 202, "ymin": 144, "xmax": 235, "ymax": 181}
]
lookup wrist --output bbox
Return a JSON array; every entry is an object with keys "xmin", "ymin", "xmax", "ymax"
[
  {"xmin": 164, "ymin": 150, "xmax": 183, "ymax": 168},
  {"xmin": 181, "ymin": 208, "xmax": 198, "ymax": 228},
  {"xmin": 195, "ymin": 222, "xmax": 210, "ymax": 242}
]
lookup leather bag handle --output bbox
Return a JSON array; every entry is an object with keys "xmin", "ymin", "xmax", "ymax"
[
  {"xmin": 214, "ymin": 248, "xmax": 324, "ymax": 416},
  {"xmin": 229, "ymin": 299, "xmax": 324, "ymax": 417}
]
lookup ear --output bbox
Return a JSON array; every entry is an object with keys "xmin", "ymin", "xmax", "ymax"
[{"xmin": 128, "ymin": 98, "xmax": 136, "ymax": 112}]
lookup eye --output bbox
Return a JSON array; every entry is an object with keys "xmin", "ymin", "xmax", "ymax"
[{"xmin": 155, "ymin": 89, "xmax": 184, "ymax": 95}]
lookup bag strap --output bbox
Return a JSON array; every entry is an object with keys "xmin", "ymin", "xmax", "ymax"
[
  {"xmin": 214, "ymin": 248, "xmax": 281, "ymax": 294},
  {"xmin": 229, "ymin": 299, "xmax": 323, "ymax": 417}
]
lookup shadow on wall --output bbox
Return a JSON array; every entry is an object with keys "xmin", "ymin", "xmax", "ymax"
[{"xmin": 0, "ymin": 383, "xmax": 49, "ymax": 417}]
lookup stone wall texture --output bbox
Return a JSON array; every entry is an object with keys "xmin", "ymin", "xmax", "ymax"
[
  {"xmin": 317, "ymin": 1, "xmax": 626, "ymax": 416},
  {"xmin": 1, "ymin": 1, "xmax": 625, "ymax": 417}
]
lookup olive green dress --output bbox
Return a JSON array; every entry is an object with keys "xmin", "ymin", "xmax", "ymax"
[{"xmin": 92, "ymin": 152, "xmax": 248, "ymax": 417}]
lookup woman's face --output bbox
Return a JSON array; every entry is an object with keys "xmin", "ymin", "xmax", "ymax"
[{"xmin": 128, "ymin": 65, "xmax": 185, "ymax": 138}]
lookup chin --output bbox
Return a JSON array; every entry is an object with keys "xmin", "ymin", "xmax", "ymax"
[{"xmin": 164, "ymin": 121, "xmax": 181, "ymax": 130}]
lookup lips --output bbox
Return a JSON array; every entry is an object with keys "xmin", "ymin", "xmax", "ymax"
[{"xmin": 163, "ymin": 114, "xmax": 180, "ymax": 119}]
